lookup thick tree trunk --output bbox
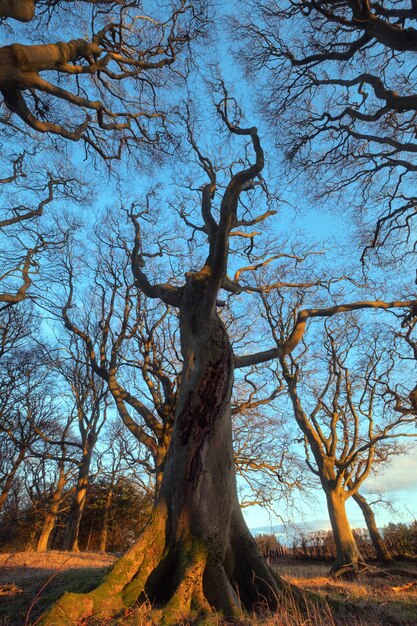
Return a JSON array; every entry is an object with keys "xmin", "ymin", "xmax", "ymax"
[
  {"xmin": 353, "ymin": 491, "xmax": 393, "ymax": 564},
  {"xmin": 61, "ymin": 449, "xmax": 93, "ymax": 552},
  {"xmin": 39, "ymin": 311, "xmax": 294, "ymax": 625},
  {"xmin": 37, "ymin": 461, "xmax": 67, "ymax": 552},
  {"xmin": 325, "ymin": 488, "xmax": 365, "ymax": 577},
  {"xmin": 148, "ymin": 312, "xmax": 281, "ymax": 617}
]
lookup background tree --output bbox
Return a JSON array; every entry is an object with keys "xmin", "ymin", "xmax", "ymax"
[
  {"xmin": 0, "ymin": 309, "xmax": 58, "ymax": 513},
  {"xmin": 237, "ymin": 1, "xmax": 417, "ymax": 261},
  {"xmin": 351, "ymin": 491, "xmax": 393, "ymax": 564},
  {"xmin": 57, "ymin": 348, "xmax": 109, "ymax": 552},
  {"xmin": 36, "ymin": 439, "xmax": 77, "ymax": 552},
  {"xmin": 260, "ymin": 289, "xmax": 417, "ymax": 575}
]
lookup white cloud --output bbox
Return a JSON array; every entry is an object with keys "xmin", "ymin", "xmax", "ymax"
[{"xmin": 363, "ymin": 453, "xmax": 417, "ymax": 494}]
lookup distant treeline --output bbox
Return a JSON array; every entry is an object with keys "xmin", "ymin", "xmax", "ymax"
[
  {"xmin": 255, "ymin": 523, "xmax": 417, "ymax": 562},
  {"xmin": 0, "ymin": 478, "xmax": 152, "ymax": 554},
  {"xmin": 2, "ymin": 479, "xmax": 416, "ymax": 563}
]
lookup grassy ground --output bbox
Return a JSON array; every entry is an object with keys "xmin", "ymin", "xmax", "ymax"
[
  {"xmin": 276, "ymin": 559, "xmax": 417, "ymax": 626},
  {"xmin": 0, "ymin": 551, "xmax": 115, "ymax": 626},
  {"xmin": 0, "ymin": 552, "xmax": 416, "ymax": 625}
]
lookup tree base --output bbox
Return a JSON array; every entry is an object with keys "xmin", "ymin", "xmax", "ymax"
[
  {"xmin": 329, "ymin": 558, "xmax": 367, "ymax": 579},
  {"xmin": 38, "ymin": 502, "xmax": 304, "ymax": 626}
]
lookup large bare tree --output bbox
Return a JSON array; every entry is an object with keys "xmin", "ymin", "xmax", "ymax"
[
  {"xmin": 38, "ymin": 87, "xmax": 417, "ymax": 624},
  {"xmin": 260, "ymin": 290, "xmax": 417, "ymax": 575}
]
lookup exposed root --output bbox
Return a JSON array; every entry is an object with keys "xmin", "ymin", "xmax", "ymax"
[
  {"xmin": 383, "ymin": 568, "xmax": 417, "ymax": 580},
  {"xmin": 231, "ymin": 513, "xmax": 282, "ymax": 613},
  {"xmin": 391, "ymin": 581, "xmax": 417, "ymax": 592},
  {"xmin": 38, "ymin": 502, "xmax": 168, "ymax": 625},
  {"xmin": 159, "ymin": 541, "xmax": 211, "ymax": 624},
  {"xmin": 38, "ymin": 595, "xmax": 94, "ymax": 626},
  {"xmin": 203, "ymin": 560, "xmax": 242, "ymax": 618},
  {"xmin": 329, "ymin": 558, "xmax": 367, "ymax": 579}
]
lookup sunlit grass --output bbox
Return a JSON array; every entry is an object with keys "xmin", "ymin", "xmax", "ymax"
[{"xmin": 1, "ymin": 552, "xmax": 417, "ymax": 625}]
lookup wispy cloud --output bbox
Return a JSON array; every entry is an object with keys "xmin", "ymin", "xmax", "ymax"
[{"xmin": 363, "ymin": 453, "xmax": 417, "ymax": 494}]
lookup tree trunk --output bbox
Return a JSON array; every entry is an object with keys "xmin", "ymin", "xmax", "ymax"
[
  {"xmin": 61, "ymin": 449, "xmax": 92, "ymax": 552},
  {"xmin": 25, "ymin": 527, "xmax": 37, "ymax": 551},
  {"xmin": 325, "ymin": 487, "xmax": 365, "ymax": 577},
  {"xmin": 0, "ymin": 447, "xmax": 26, "ymax": 513},
  {"xmin": 99, "ymin": 485, "xmax": 113, "ymax": 553},
  {"xmin": 37, "ymin": 461, "xmax": 67, "ymax": 552},
  {"xmin": 353, "ymin": 491, "xmax": 393, "ymax": 564},
  {"xmin": 39, "ymin": 310, "xmax": 295, "ymax": 625}
]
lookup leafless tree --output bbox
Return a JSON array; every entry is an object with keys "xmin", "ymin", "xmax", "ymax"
[
  {"xmin": 36, "ymin": 439, "xmax": 78, "ymax": 552},
  {"xmin": 260, "ymin": 291, "xmax": 416, "ymax": 575},
  {"xmin": 351, "ymin": 491, "xmax": 393, "ymax": 563},
  {"xmin": 0, "ymin": 334, "xmax": 58, "ymax": 513},
  {"xmin": 55, "ymin": 344, "xmax": 110, "ymax": 552},
  {"xmin": 236, "ymin": 1, "xmax": 417, "ymax": 259},
  {"xmin": 39, "ymin": 85, "xmax": 417, "ymax": 625}
]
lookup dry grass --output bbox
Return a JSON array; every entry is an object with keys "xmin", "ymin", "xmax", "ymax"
[
  {"xmin": 0, "ymin": 551, "xmax": 115, "ymax": 573},
  {"xmin": 0, "ymin": 551, "xmax": 114, "ymax": 626},
  {"xmin": 275, "ymin": 559, "xmax": 417, "ymax": 626},
  {"xmin": 0, "ymin": 553, "xmax": 416, "ymax": 625}
]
